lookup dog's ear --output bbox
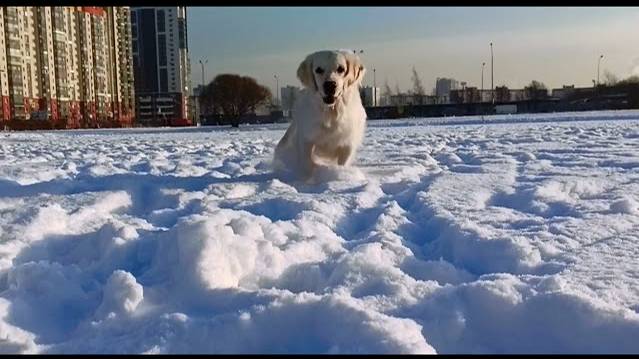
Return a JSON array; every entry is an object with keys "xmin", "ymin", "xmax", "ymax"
[
  {"xmin": 297, "ymin": 55, "xmax": 316, "ymax": 90},
  {"xmin": 345, "ymin": 52, "xmax": 366, "ymax": 88}
]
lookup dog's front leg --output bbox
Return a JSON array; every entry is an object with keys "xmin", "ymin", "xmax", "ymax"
[{"xmin": 336, "ymin": 146, "xmax": 352, "ymax": 166}]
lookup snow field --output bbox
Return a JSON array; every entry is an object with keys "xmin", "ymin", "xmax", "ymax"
[{"xmin": 1, "ymin": 110, "xmax": 639, "ymax": 353}]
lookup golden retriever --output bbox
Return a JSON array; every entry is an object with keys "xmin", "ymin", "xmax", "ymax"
[{"xmin": 273, "ymin": 50, "xmax": 367, "ymax": 180}]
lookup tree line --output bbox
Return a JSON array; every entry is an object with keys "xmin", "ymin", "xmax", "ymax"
[
  {"xmin": 380, "ymin": 67, "xmax": 639, "ymax": 103},
  {"xmin": 198, "ymin": 70, "xmax": 639, "ymax": 128}
]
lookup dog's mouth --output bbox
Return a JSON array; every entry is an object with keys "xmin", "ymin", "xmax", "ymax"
[{"xmin": 322, "ymin": 96, "xmax": 337, "ymax": 105}]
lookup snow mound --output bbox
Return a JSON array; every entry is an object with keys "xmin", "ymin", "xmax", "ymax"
[{"xmin": 610, "ymin": 197, "xmax": 639, "ymax": 215}]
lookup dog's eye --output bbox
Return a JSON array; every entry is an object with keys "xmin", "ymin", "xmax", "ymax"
[
  {"xmin": 336, "ymin": 66, "xmax": 345, "ymax": 74},
  {"xmin": 315, "ymin": 67, "xmax": 324, "ymax": 75}
]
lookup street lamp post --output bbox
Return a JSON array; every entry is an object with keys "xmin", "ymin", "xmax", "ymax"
[
  {"xmin": 274, "ymin": 74, "xmax": 279, "ymax": 107},
  {"xmin": 597, "ymin": 54, "xmax": 604, "ymax": 86},
  {"xmin": 490, "ymin": 42, "xmax": 494, "ymax": 104},
  {"xmin": 373, "ymin": 68, "xmax": 376, "ymax": 107},
  {"xmin": 198, "ymin": 59, "xmax": 208, "ymax": 90},
  {"xmin": 481, "ymin": 62, "xmax": 485, "ymax": 102}
]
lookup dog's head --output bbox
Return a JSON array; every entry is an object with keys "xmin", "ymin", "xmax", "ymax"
[{"xmin": 297, "ymin": 50, "xmax": 366, "ymax": 105}]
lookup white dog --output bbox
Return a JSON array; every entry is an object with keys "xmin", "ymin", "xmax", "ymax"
[{"xmin": 273, "ymin": 50, "xmax": 367, "ymax": 180}]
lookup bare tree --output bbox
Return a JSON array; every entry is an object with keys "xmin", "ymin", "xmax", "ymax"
[
  {"xmin": 200, "ymin": 74, "xmax": 272, "ymax": 127},
  {"xmin": 618, "ymin": 75, "xmax": 639, "ymax": 107},
  {"xmin": 524, "ymin": 80, "xmax": 549, "ymax": 100},
  {"xmin": 495, "ymin": 85, "xmax": 511, "ymax": 102},
  {"xmin": 411, "ymin": 66, "xmax": 425, "ymax": 104},
  {"xmin": 620, "ymin": 75, "xmax": 639, "ymax": 85},
  {"xmin": 602, "ymin": 70, "xmax": 619, "ymax": 86},
  {"xmin": 395, "ymin": 83, "xmax": 401, "ymax": 96},
  {"xmin": 382, "ymin": 80, "xmax": 393, "ymax": 106}
]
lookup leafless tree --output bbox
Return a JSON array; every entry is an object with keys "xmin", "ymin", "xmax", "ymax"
[
  {"xmin": 524, "ymin": 80, "xmax": 549, "ymax": 100},
  {"xmin": 200, "ymin": 74, "xmax": 272, "ymax": 127},
  {"xmin": 382, "ymin": 80, "xmax": 393, "ymax": 106},
  {"xmin": 619, "ymin": 75, "xmax": 639, "ymax": 85},
  {"xmin": 602, "ymin": 70, "xmax": 619, "ymax": 86},
  {"xmin": 411, "ymin": 66, "xmax": 425, "ymax": 104},
  {"xmin": 495, "ymin": 85, "xmax": 511, "ymax": 102}
]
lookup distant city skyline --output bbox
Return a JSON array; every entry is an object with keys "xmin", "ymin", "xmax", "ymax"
[{"xmin": 188, "ymin": 7, "xmax": 639, "ymax": 94}]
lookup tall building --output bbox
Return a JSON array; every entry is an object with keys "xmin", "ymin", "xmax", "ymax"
[
  {"xmin": 280, "ymin": 85, "xmax": 302, "ymax": 116},
  {"xmin": 105, "ymin": 7, "xmax": 135, "ymax": 126},
  {"xmin": 131, "ymin": 6, "xmax": 192, "ymax": 126},
  {"xmin": 359, "ymin": 86, "xmax": 380, "ymax": 107},
  {"xmin": 435, "ymin": 77, "xmax": 460, "ymax": 104},
  {"xmin": 0, "ymin": 6, "xmax": 135, "ymax": 128}
]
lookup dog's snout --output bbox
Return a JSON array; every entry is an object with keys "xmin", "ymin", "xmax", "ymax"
[{"xmin": 323, "ymin": 81, "xmax": 337, "ymax": 95}]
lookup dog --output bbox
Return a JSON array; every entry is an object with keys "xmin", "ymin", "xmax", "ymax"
[{"xmin": 273, "ymin": 50, "xmax": 367, "ymax": 180}]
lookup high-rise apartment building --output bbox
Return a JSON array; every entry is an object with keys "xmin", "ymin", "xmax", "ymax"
[
  {"xmin": 131, "ymin": 6, "xmax": 192, "ymax": 126},
  {"xmin": 0, "ymin": 6, "xmax": 135, "ymax": 128},
  {"xmin": 359, "ymin": 86, "xmax": 381, "ymax": 107},
  {"xmin": 435, "ymin": 77, "xmax": 460, "ymax": 104}
]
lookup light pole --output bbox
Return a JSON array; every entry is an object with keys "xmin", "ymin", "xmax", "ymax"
[
  {"xmin": 597, "ymin": 54, "xmax": 604, "ymax": 86},
  {"xmin": 274, "ymin": 74, "xmax": 279, "ymax": 107},
  {"xmin": 373, "ymin": 68, "xmax": 376, "ymax": 107},
  {"xmin": 198, "ymin": 59, "xmax": 208, "ymax": 90},
  {"xmin": 490, "ymin": 42, "xmax": 494, "ymax": 104},
  {"xmin": 481, "ymin": 62, "xmax": 485, "ymax": 102}
]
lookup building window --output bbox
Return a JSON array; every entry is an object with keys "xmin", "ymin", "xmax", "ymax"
[
  {"xmin": 158, "ymin": 34, "xmax": 167, "ymax": 66},
  {"xmin": 160, "ymin": 68, "xmax": 168, "ymax": 92},
  {"xmin": 177, "ymin": 18, "xmax": 186, "ymax": 49},
  {"xmin": 156, "ymin": 10, "xmax": 165, "ymax": 32}
]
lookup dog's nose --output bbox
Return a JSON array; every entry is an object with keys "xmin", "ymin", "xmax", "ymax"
[{"xmin": 323, "ymin": 81, "xmax": 337, "ymax": 95}]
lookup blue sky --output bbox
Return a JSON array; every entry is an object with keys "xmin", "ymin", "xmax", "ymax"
[{"xmin": 188, "ymin": 7, "xmax": 639, "ymax": 94}]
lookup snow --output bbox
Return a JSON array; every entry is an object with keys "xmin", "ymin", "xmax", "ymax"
[{"xmin": 1, "ymin": 110, "xmax": 639, "ymax": 353}]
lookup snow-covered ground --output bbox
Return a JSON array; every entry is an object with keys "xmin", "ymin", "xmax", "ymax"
[{"xmin": 1, "ymin": 110, "xmax": 639, "ymax": 354}]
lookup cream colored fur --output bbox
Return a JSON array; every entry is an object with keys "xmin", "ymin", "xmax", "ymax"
[{"xmin": 273, "ymin": 50, "xmax": 367, "ymax": 180}]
